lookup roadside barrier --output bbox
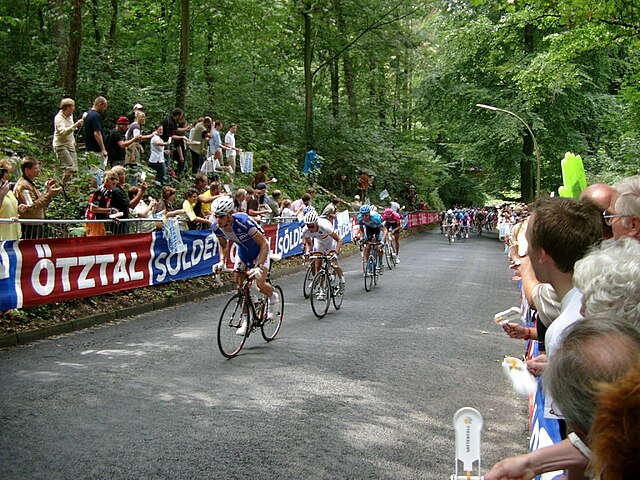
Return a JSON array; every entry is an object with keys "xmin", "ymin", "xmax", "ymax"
[{"xmin": 0, "ymin": 211, "xmax": 439, "ymax": 311}]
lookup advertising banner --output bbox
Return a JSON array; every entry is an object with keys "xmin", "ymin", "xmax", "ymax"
[{"xmin": 0, "ymin": 211, "xmax": 439, "ymax": 311}]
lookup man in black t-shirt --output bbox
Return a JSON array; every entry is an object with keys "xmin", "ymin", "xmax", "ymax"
[
  {"xmin": 106, "ymin": 116, "xmax": 141, "ymax": 168},
  {"xmin": 161, "ymin": 108, "xmax": 189, "ymax": 173},
  {"xmin": 83, "ymin": 96, "xmax": 109, "ymax": 163}
]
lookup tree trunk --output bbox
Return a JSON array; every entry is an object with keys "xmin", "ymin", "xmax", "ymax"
[
  {"xmin": 107, "ymin": 0, "xmax": 118, "ymax": 49},
  {"xmin": 63, "ymin": 0, "xmax": 83, "ymax": 99},
  {"xmin": 51, "ymin": 0, "xmax": 67, "ymax": 81},
  {"xmin": 303, "ymin": 1, "xmax": 314, "ymax": 150},
  {"xmin": 342, "ymin": 55, "xmax": 357, "ymax": 121},
  {"xmin": 330, "ymin": 57, "xmax": 339, "ymax": 119},
  {"xmin": 521, "ymin": 133, "xmax": 534, "ymax": 202},
  {"xmin": 334, "ymin": 1, "xmax": 356, "ymax": 121},
  {"xmin": 205, "ymin": 15, "xmax": 214, "ymax": 103},
  {"xmin": 175, "ymin": 0, "xmax": 189, "ymax": 109},
  {"xmin": 90, "ymin": 0, "xmax": 101, "ymax": 45}
]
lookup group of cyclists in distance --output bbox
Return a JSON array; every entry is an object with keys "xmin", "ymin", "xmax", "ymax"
[
  {"xmin": 439, "ymin": 206, "xmax": 499, "ymax": 242},
  {"xmin": 211, "ymin": 192, "xmax": 510, "ymax": 356}
]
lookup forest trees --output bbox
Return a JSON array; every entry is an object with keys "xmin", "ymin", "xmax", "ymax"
[{"xmin": 0, "ymin": 0, "xmax": 638, "ymax": 206}]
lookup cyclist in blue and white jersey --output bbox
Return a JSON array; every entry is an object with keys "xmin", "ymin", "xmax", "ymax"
[
  {"xmin": 301, "ymin": 210, "xmax": 345, "ymax": 295},
  {"xmin": 355, "ymin": 204, "xmax": 387, "ymax": 274},
  {"xmin": 212, "ymin": 196, "xmax": 279, "ymax": 336}
]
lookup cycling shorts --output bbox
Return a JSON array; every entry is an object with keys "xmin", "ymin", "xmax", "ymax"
[
  {"xmin": 234, "ymin": 251, "xmax": 271, "ymax": 272},
  {"xmin": 311, "ymin": 236, "xmax": 337, "ymax": 255},
  {"xmin": 386, "ymin": 222, "xmax": 399, "ymax": 232},
  {"xmin": 364, "ymin": 225, "xmax": 383, "ymax": 243}
]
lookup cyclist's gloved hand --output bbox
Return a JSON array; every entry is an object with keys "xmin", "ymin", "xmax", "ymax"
[
  {"xmin": 212, "ymin": 261, "xmax": 224, "ymax": 274},
  {"xmin": 248, "ymin": 267, "xmax": 262, "ymax": 280},
  {"xmin": 303, "ymin": 252, "xmax": 310, "ymax": 260},
  {"xmin": 332, "ymin": 252, "xmax": 339, "ymax": 261}
]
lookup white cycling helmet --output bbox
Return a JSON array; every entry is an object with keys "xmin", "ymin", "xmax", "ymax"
[
  {"xmin": 214, "ymin": 197, "xmax": 235, "ymax": 216},
  {"xmin": 359, "ymin": 204, "xmax": 371, "ymax": 215},
  {"xmin": 304, "ymin": 210, "xmax": 319, "ymax": 225}
]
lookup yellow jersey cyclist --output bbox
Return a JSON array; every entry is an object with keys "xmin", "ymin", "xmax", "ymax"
[
  {"xmin": 301, "ymin": 210, "xmax": 345, "ymax": 296},
  {"xmin": 212, "ymin": 196, "xmax": 280, "ymax": 336},
  {"xmin": 355, "ymin": 204, "xmax": 388, "ymax": 275}
]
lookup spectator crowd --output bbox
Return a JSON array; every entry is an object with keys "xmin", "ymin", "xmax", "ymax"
[
  {"xmin": 484, "ymin": 176, "xmax": 640, "ymax": 480},
  {"xmin": 0, "ymin": 96, "xmax": 372, "ymax": 241}
]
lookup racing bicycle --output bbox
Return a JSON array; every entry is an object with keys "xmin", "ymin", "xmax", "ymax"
[
  {"xmin": 217, "ymin": 257, "xmax": 284, "ymax": 358},
  {"xmin": 383, "ymin": 232, "xmax": 398, "ymax": 269},
  {"xmin": 309, "ymin": 253, "xmax": 344, "ymax": 318},
  {"xmin": 362, "ymin": 238, "xmax": 382, "ymax": 292}
]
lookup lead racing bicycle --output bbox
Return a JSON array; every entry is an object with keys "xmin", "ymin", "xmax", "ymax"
[{"xmin": 217, "ymin": 254, "xmax": 285, "ymax": 358}]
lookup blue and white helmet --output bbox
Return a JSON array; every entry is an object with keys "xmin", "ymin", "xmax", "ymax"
[{"xmin": 359, "ymin": 204, "xmax": 372, "ymax": 215}]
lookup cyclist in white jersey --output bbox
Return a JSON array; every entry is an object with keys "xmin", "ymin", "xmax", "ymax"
[{"xmin": 301, "ymin": 210, "xmax": 345, "ymax": 293}]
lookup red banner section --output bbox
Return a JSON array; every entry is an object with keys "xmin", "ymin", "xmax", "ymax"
[
  {"xmin": 406, "ymin": 211, "xmax": 440, "ymax": 227},
  {"xmin": 18, "ymin": 234, "xmax": 153, "ymax": 308}
]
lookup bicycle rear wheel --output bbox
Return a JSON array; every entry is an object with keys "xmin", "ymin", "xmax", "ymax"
[
  {"xmin": 217, "ymin": 293, "xmax": 248, "ymax": 358},
  {"xmin": 331, "ymin": 272, "xmax": 344, "ymax": 310},
  {"xmin": 311, "ymin": 271, "xmax": 331, "ymax": 318},
  {"xmin": 364, "ymin": 256, "xmax": 374, "ymax": 292},
  {"xmin": 302, "ymin": 265, "xmax": 313, "ymax": 299},
  {"xmin": 261, "ymin": 285, "xmax": 284, "ymax": 341}
]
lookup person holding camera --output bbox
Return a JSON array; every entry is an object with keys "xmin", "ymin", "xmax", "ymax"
[
  {"xmin": 0, "ymin": 159, "xmax": 20, "ymax": 240},
  {"xmin": 14, "ymin": 157, "xmax": 62, "ymax": 239}
]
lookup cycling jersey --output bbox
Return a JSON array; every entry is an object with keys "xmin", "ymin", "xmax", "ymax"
[
  {"xmin": 357, "ymin": 211, "xmax": 384, "ymax": 229},
  {"xmin": 357, "ymin": 211, "xmax": 384, "ymax": 241},
  {"xmin": 212, "ymin": 212, "xmax": 266, "ymax": 267},
  {"xmin": 382, "ymin": 210, "xmax": 401, "ymax": 226},
  {"xmin": 301, "ymin": 217, "xmax": 335, "ymax": 241}
]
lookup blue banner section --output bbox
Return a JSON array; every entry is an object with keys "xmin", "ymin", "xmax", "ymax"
[
  {"xmin": 150, "ymin": 230, "xmax": 222, "ymax": 284},
  {"xmin": 0, "ymin": 240, "xmax": 20, "ymax": 311},
  {"xmin": 273, "ymin": 216, "xmax": 353, "ymax": 259},
  {"xmin": 274, "ymin": 221, "xmax": 304, "ymax": 258}
]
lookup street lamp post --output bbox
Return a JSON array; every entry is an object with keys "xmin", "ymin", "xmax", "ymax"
[{"xmin": 476, "ymin": 103, "xmax": 541, "ymax": 199}]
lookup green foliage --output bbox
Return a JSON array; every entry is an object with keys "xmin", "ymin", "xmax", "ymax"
[{"xmin": 0, "ymin": 0, "xmax": 637, "ymax": 209}]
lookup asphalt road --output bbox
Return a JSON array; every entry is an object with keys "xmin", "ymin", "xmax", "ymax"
[{"xmin": 0, "ymin": 229, "xmax": 530, "ymax": 480}]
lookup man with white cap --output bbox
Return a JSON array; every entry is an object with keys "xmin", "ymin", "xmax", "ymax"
[{"xmin": 350, "ymin": 194, "xmax": 362, "ymax": 212}]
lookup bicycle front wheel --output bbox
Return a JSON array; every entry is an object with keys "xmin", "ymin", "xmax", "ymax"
[
  {"xmin": 311, "ymin": 271, "xmax": 331, "ymax": 318},
  {"xmin": 331, "ymin": 272, "xmax": 344, "ymax": 310},
  {"xmin": 364, "ymin": 256, "xmax": 374, "ymax": 292},
  {"xmin": 302, "ymin": 265, "xmax": 313, "ymax": 299},
  {"xmin": 384, "ymin": 241, "xmax": 395, "ymax": 270},
  {"xmin": 217, "ymin": 293, "xmax": 248, "ymax": 358},
  {"xmin": 261, "ymin": 285, "xmax": 284, "ymax": 341}
]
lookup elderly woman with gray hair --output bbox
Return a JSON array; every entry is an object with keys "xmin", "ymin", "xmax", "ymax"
[{"xmin": 573, "ymin": 237, "xmax": 640, "ymax": 328}]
